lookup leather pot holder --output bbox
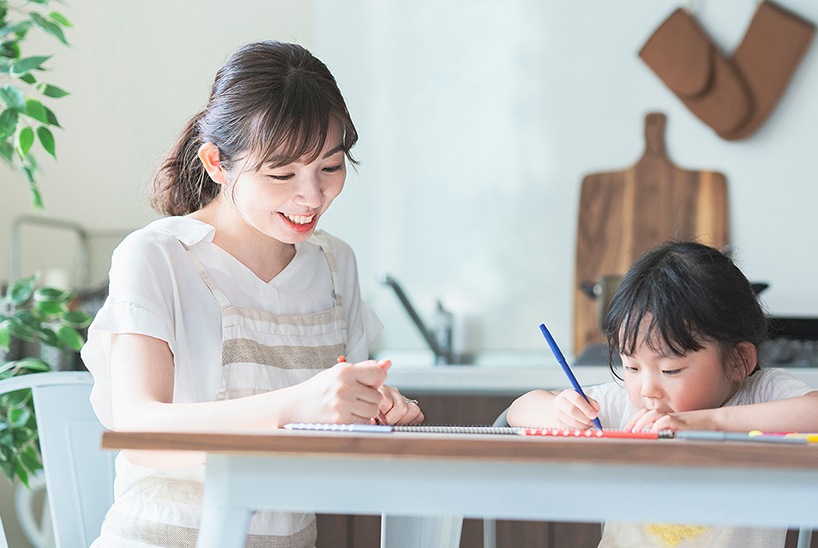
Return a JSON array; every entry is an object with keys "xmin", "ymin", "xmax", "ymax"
[{"xmin": 640, "ymin": 2, "xmax": 815, "ymax": 140}]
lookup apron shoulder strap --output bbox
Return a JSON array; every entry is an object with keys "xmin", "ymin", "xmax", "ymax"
[
  {"xmin": 178, "ymin": 241, "xmax": 231, "ymax": 309},
  {"xmin": 316, "ymin": 240, "xmax": 343, "ymax": 308}
]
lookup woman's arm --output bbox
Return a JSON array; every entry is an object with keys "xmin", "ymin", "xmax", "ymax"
[
  {"xmin": 507, "ymin": 389, "xmax": 600, "ymax": 429},
  {"xmin": 111, "ymin": 333, "xmax": 389, "ymax": 467},
  {"xmin": 628, "ymin": 392, "xmax": 818, "ymax": 433}
]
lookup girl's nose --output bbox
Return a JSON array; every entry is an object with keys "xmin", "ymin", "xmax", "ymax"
[{"xmin": 640, "ymin": 376, "xmax": 663, "ymax": 399}]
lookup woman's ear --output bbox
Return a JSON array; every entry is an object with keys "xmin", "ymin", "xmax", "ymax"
[
  {"xmin": 729, "ymin": 342, "xmax": 757, "ymax": 380},
  {"xmin": 198, "ymin": 143, "xmax": 227, "ymax": 185}
]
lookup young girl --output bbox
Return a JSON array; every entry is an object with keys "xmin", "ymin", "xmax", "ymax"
[
  {"xmin": 508, "ymin": 241, "xmax": 818, "ymax": 548},
  {"xmin": 81, "ymin": 41, "xmax": 422, "ymax": 548}
]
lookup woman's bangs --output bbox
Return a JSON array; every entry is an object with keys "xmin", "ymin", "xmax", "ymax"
[{"xmin": 248, "ymin": 108, "xmax": 328, "ymax": 171}]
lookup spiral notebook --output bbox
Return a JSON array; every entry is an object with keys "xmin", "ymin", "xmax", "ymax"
[
  {"xmin": 283, "ymin": 423, "xmax": 666, "ymax": 439},
  {"xmin": 282, "ymin": 423, "xmax": 813, "ymax": 444}
]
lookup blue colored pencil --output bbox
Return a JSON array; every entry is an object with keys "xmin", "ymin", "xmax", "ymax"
[{"xmin": 539, "ymin": 323, "xmax": 603, "ymax": 430}]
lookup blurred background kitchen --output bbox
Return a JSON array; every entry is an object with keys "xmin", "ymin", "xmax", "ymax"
[{"xmin": 1, "ymin": 1, "xmax": 817, "ymax": 546}]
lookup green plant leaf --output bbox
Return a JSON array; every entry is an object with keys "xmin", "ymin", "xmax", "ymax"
[
  {"xmin": 16, "ymin": 461, "xmax": 28, "ymax": 488},
  {"xmin": 14, "ymin": 310, "xmax": 40, "ymax": 330},
  {"xmin": 49, "ymin": 12, "xmax": 73, "ymax": 28},
  {"xmin": 36, "ymin": 126, "xmax": 55, "ymax": 158},
  {"xmin": 10, "ymin": 55, "xmax": 50, "ymax": 77},
  {"xmin": 35, "ymin": 300, "xmax": 65, "ymax": 316},
  {"xmin": 15, "ymin": 358, "xmax": 51, "ymax": 373},
  {"xmin": 4, "ymin": 320, "xmax": 34, "ymax": 343},
  {"xmin": 30, "ymin": 14, "xmax": 67, "ymax": 45},
  {"xmin": 8, "ymin": 408, "xmax": 30, "ymax": 427},
  {"xmin": 60, "ymin": 310, "xmax": 91, "ymax": 329},
  {"xmin": 17, "ymin": 126, "xmax": 34, "ymax": 157},
  {"xmin": 0, "ymin": 141, "xmax": 14, "ymax": 162},
  {"xmin": 0, "ymin": 22, "xmax": 31, "ymax": 41},
  {"xmin": 25, "ymin": 99, "xmax": 49, "ymax": 124},
  {"xmin": 33, "ymin": 287, "xmax": 68, "ymax": 302},
  {"xmin": 0, "ymin": 108, "xmax": 17, "ymax": 141},
  {"xmin": 1, "ymin": 389, "xmax": 31, "ymax": 408},
  {"xmin": 44, "ymin": 106, "xmax": 59, "ymax": 127},
  {"xmin": 0, "ymin": 84, "xmax": 26, "ymax": 111},
  {"xmin": 0, "ymin": 324, "xmax": 9, "ymax": 351},
  {"xmin": 19, "ymin": 73, "xmax": 36, "ymax": 84},
  {"xmin": 8, "ymin": 275, "xmax": 37, "ymax": 305},
  {"xmin": 20, "ymin": 446, "xmax": 42, "ymax": 473},
  {"xmin": 36, "ymin": 83, "xmax": 68, "ymax": 98},
  {"xmin": 56, "ymin": 325, "xmax": 83, "ymax": 351}
]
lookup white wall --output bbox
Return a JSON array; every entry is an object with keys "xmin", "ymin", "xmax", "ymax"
[
  {"xmin": 2, "ymin": 0, "xmax": 817, "ymax": 360},
  {"xmin": 311, "ymin": 0, "xmax": 818, "ymax": 355}
]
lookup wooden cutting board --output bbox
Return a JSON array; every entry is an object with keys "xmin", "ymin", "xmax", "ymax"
[{"xmin": 574, "ymin": 112, "xmax": 729, "ymax": 356}]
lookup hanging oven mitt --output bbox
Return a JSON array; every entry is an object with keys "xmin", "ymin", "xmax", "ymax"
[
  {"xmin": 639, "ymin": 8, "xmax": 753, "ymax": 136},
  {"xmin": 719, "ymin": 1, "xmax": 815, "ymax": 140}
]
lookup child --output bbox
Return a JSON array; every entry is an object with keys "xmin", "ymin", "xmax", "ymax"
[
  {"xmin": 508, "ymin": 241, "xmax": 818, "ymax": 547},
  {"xmin": 81, "ymin": 41, "xmax": 422, "ymax": 548}
]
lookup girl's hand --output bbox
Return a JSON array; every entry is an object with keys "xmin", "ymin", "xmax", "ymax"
[
  {"xmin": 553, "ymin": 389, "xmax": 600, "ymax": 429},
  {"xmin": 379, "ymin": 385, "xmax": 424, "ymax": 425},
  {"xmin": 626, "ymin": 408, "xmax": 717, "ymax": 433},
  {"xmin": 290, "ymin": 359, "xmax": 390, "ymax": 424}
]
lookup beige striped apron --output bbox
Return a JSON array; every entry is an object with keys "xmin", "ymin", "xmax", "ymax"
[{"xmin": 98, "ymin": 240, "xmax": 347, "ymax": 548}]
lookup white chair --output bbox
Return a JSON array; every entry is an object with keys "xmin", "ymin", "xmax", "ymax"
[{"xmin": 0, "ymin": 371, "xmax": 115, "ymax": 548}]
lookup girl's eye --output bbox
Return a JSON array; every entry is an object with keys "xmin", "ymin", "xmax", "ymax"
[
  {"xmin": 623, "ymin": 366, "xmax": 638, "ymax": 374},
  {"xmin": 323, "ymin": 163, "xmax": 343, "ymax": 173},
  {"xmin": 662, "ymin": 369, "xmax": 681, "ymax": 376},
  {"xmin": 267, "ymin": 174, "xmax": 294, "ymax": 181}
]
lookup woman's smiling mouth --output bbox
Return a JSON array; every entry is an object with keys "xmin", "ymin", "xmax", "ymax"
[{"xmin": 279, "ymin": 212, "xmax": 317, "ymax": 233}]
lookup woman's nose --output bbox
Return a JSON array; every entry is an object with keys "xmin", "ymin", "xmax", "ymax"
[{"xmin": 294, "ymin": 175, "xmax": 322, "ymax": 207}]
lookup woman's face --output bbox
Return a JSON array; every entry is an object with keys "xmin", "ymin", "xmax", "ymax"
[
  {"xmin": 621, "ymin": 320, "xmax": 741, "ymax": 414},
  {"xmin": 228, "ymin": 120, "xmax": 346, "ymax": 245}
]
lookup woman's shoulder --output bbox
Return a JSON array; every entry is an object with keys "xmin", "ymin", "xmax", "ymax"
[
  {"xmin": 115, "ymin": 217, "xmax": 214, "ymax": 259},
  {"xmin": 307, "ymin": 230, "xmax": 357, "ymax": 271}
]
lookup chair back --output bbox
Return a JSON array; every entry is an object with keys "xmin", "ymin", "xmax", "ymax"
[{"xmin": 0, "ymin": 371, "xmax": 114, "ymax": 548}]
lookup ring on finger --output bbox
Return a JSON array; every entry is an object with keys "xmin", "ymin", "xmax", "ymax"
[{"xmin": 405, "ymin": 399, "xmax": 418, "ymax": 405}]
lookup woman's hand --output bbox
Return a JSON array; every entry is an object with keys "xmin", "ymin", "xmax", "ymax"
[
  {"xmin": 288, "ymin": 359, "xmax": 391, "ymax": 424},
  {"xmin": 626, "ymin": 408, "xmax": 717, "ymax": 433},
  {"xmin": 552, "ymin": 389, "xmax": 600, "ymax": 429},
  {"xmin": 378, "ymin": 385, "xmax": 424, "ymax": 425}
]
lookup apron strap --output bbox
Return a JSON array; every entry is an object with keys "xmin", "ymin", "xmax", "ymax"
[
  {"xmin": 317, "ymin": 241, "xmax": 343, "ymax": 308},
  {"xmin": 178, "ymin": 241, "xmax": 232, "ymax": 309}
]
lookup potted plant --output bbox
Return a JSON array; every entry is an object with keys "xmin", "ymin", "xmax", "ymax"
[
  {"xmin": 0, "ymin": 274, "xmax": 91, "ymax": 486},
  {"xmin": 1, "ymin": 0, "xmax": 76, "ymax": 488}
]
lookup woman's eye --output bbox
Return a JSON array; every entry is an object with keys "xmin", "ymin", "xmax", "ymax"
[
  {"xmin": 323, "ymin": 163, "xmax": 343, "ymax": 173},
  {"xmin": 267, "ymin": 174, "xmax": 294, "ymax": 181},
  {"xmin": 624, "ymin": 366, "xmax": 638, "ymax": 373},
  {"xmin": 662, "ymin": 369, "xmax": 681, "ymax": 376}
]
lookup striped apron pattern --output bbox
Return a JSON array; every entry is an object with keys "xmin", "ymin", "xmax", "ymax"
[{"xmin": 97, "ymin": 240, "xmax": 347, "ymax": 548}]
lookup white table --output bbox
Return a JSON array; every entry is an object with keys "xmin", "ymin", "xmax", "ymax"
[{"xmin": 102, "ymin": 429, "xmax": 818, "ymax": 548}]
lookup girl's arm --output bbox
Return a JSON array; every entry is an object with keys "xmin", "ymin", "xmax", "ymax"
[
  {"xmin": 629, "ymin": 392, "xmax": 818, "ymax": 433},
  {"xmin": 111, "ymin": 333, "xmax": 389, "ymax": 468},
  {"xmin": 507, "ymin": 389, "xmax": 600, "ymax": 429}
]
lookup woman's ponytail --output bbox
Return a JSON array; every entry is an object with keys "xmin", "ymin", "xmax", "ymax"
[{"xmin": 150, "ymin": 112, "xmax": 221, "ymax": 216}]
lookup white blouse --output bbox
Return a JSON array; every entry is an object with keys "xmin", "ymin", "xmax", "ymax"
[{"xmin": 81, "ymin": 216, "xmax": 382, "ymax": 429}]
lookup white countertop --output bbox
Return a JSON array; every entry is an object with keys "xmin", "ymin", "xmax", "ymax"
[{"xmin": 377, "ymin": 350, "xmax": 818, "ymax": 395}]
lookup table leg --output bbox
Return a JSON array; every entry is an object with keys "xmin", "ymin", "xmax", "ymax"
[
  {"xmin": 196, "ymin": 506, "xmax": 252, "ymax": 548},
  {"xmin": 380, "ymin": 514, "xmax": 463, "ymax": 548}
]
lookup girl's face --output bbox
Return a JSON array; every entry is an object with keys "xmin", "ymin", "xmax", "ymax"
[
  {"xmin": 228, "ymin": 121, "xmax": 346, "ymax": 244},
  {"xmin": 621, "ymin": 322, "xmax": 742, "ymax": 414}
]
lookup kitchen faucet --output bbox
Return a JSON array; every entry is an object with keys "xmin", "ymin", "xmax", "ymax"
[{"xmin": 378, "ymin": 273, "xmax": 454, "ymax": 365}]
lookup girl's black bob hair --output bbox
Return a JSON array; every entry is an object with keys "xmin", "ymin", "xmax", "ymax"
[{"xmin": 602, "ymin": 241, "xmax": 767, "ymax": 377}]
